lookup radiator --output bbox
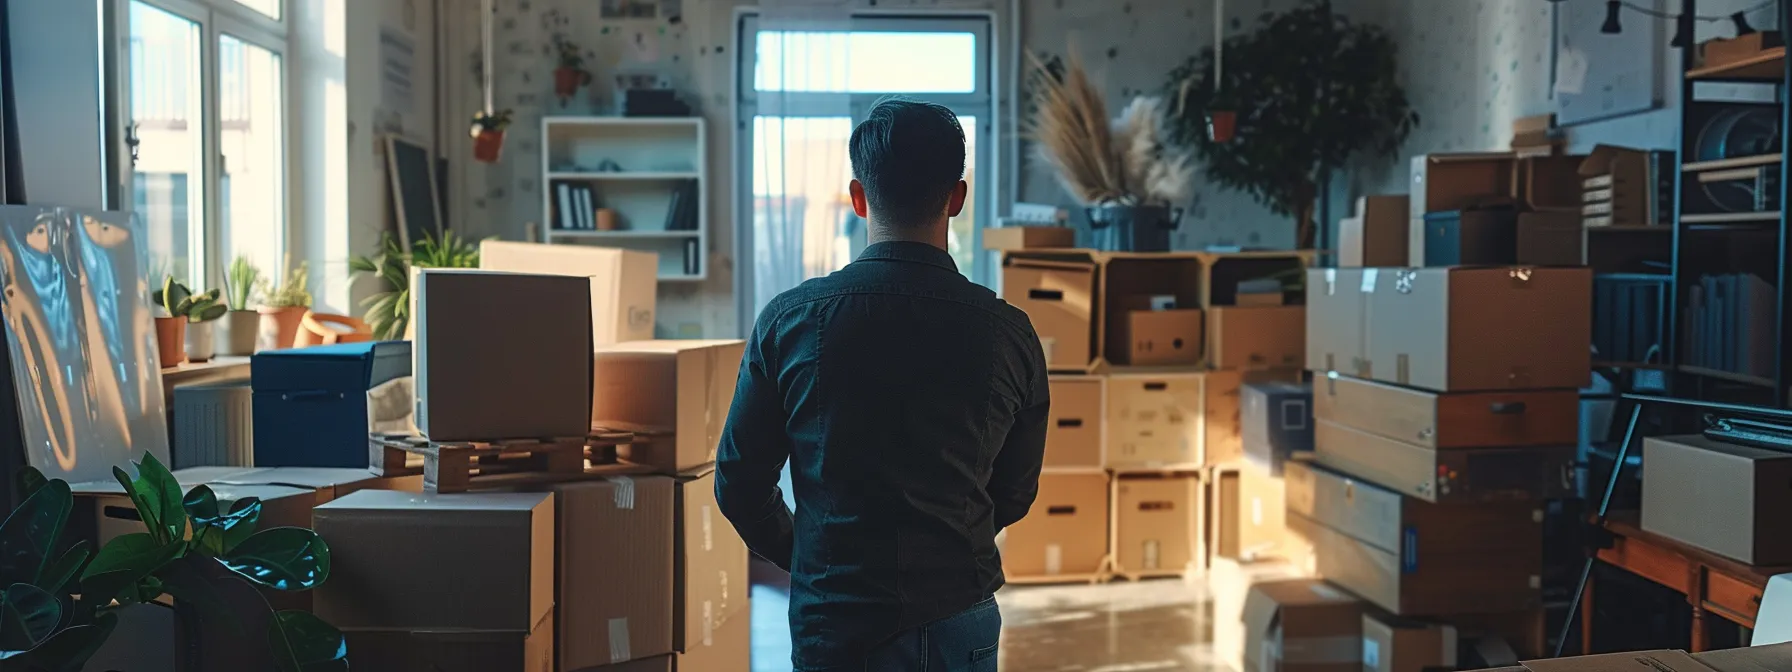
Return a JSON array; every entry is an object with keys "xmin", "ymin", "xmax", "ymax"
[{"xmin": 171, "ymin": 381, "xmax": 254, "ymax": 469}]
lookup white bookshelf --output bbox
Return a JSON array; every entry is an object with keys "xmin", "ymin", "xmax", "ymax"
[{"xmin": 541, "ymin": 116, "xmax": 708, "ymax": 282}]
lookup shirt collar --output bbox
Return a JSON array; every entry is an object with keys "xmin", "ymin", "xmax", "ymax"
[{"xmin": 855, "ymin": 241, "xmax": 959, "ymax": 272}]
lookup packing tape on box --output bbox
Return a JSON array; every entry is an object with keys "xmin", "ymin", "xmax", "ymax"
[
  {"xmin": 607, "ymin": 476, "xmax": 636, "ymax": 510},
  {"xmin": 1325, "ymin": 268, "xmax": 1337, "ymax": 295},
  {"xmin": 608, "ymin": 618, "xmax": 631, "ymax": 663},
  {"xmin": 1360, "ymin": 269, "xmax": 1378, "ymax": 293},
  {"xmin": 1282, "ymin": 635, "xmax": 1361, "ymax": 664},
  {"xmin": 705, "ymin": 349, "xmax": 719, "ymax": 460},
  {"xmin": 1509, "ymin": 268, "xmax": 1533, "ymax": 287},
  {"xmin": 703, "ymin": 600, "xmax": 715, "ymax": 647},
  {"xmin": 1394, "ymin": 270, "xmax": 1416, "ymax": 294},
  {"xmin": 1045, "ymin": 544, "xmax": 1062, "ymax": 575},
  {"xmin": 702, "ymin": 503, "xmax": 715, "ymax": 552},
  {"xmin": 719, "ymin": 568, "xmax": 730, "ymax": 610}
]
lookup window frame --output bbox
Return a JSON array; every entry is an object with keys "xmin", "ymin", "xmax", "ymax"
[
  {"xmin": 732, "ymin": 10, "xmax": 996, "ymax": 335},
  {"xmin": 118, "ymin": 0, "xmax": 291, "ymax": 293}
]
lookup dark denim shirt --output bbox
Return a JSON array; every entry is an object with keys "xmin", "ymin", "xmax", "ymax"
[{"xmin": 715, "ymin": 241, "xmax": 1050, "ymax": 670}]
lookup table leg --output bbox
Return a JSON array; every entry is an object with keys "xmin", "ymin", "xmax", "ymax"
[{"xmin": 1581, "ymin": 570, "xmax": 1596, "ymax": 655}]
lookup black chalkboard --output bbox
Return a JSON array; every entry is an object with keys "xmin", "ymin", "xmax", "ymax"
[{"xmin": 385, "ymin": 135, "xmax": 442, "ymax": 250}]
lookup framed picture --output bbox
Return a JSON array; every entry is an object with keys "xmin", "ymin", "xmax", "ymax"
[{"xmin": 384, "ymin": 134, "xmax": 444, "ymax": 252}]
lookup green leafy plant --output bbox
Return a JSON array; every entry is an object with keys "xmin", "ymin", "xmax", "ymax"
[
  {"xmin": 224, "ymin": 257, "xmax": 262, "ymax": 311},
  {"xmin": 0, "ymin": 456, "xmax": 345, "ymax": 671},
  {"xmin": 152, "ymin": 277, "xmax": 228, "ymax": 323},
  {"xmin": 470, "ymin": 109, "xmax": 514, "ymax": 136},
  {"xmin": 1165, "ymin": 0, "xmax": 1418, "ymax": 248},
  {"xmin": 349, "ymin": 230, "xmax": 486, "ymax": 340},
  {"xmin": 258, "ymin": 257, "xmax": 313, "ymax": 309}
]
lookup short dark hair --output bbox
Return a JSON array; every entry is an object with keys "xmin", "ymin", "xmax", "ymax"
[{"xmin": 848, "ymin": 99, "xmax": 966, "ymax": 227}]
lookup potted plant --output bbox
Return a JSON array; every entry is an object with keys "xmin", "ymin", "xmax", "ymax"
[
  {"xmin": 0, "ymin": 457, "xmax": 347, "ymax": 670},
  {"xmin": 1026, "ymin": 50, "xmax": 1194, "ymax": 252},
  {"xmin": 151, "ymin": 277, "xmax": 188, "ymax": 367},
  {"xmin": 350, "ymin": 230, "xmax": 485, "ymax": 340},
  {"xmin": 181, "ymin": 286, "xmax": 228, "ymax": 363},
  {"xmin": 1164, "ymin": 0, "xmax": 1418, "ymax": 248},
  {"xmin": 222, "ymin": 257, "xmax": 263, "ymax": 356},
  {"xmin": 470, "ymin": 109, "xmax": 514, "ymax": 164},
  {"xmin": 552, "ymin": 35, "xmax": 592, "ymax": 104},
  {"xmin": 256, "ymin": 257, "xmax": 312, "ymax": 352}
]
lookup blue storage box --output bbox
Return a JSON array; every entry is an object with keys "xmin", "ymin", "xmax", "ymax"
[
  {"xmin": 1422, "ymin": 208, "xmax": 1518, "ymax": 267},
  {"xmin": 252, "ymin": 341, "xmax": 412, "ymax": 468}
]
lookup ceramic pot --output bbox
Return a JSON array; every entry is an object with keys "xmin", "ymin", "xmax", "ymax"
[
  {"xmin": 257, "ymin": 305, "xmax": 308, "ymax": 352},
  {"xmin": 185, "ymin": 320, "xmax": 216, "ymax": 363},
  {"xmin": 1207, "ymin": 110, "xmax": 1237, "ymax": 142},
  {"xmin": 474, "ymin": 130, "xmax": 505, "ymax": 163},
  {"xmin": 154, "ymin": 316, "xmax": 187, "ymax": 367},
  {"xmin": 224, "ymin": 310, "xmax": 259, "ymax": 356}
]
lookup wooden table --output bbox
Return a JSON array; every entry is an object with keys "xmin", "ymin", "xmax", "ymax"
[{"xmin": 1584, "ymin": 511, "xmax": 1792, "ymax": 652}]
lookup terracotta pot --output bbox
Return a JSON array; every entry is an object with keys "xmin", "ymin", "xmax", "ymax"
[
  {"xmin": 1207, "ymin": 110, "xmax": 1238, "ymax": 143},
  {"xmin": 554, "ymin": 67, "xmax": 586, "ymax": 100},
  {"xmin": 473, "ymin": 130, "xmax": 505, "ymax": 163},
  {"xmin": 257, "ymin": 305, "xmax": 308, "ymax": 352},
  {"xmin": 185, "ymin": 320, "xmax": 216, "ymax": 363},
  {"xmin": 154, "ymin": 316, "xmax": 187, "ymax": 368},
  {"xmin": 223, "ymin": 310, "xmax": 259, "ymax": 356}
]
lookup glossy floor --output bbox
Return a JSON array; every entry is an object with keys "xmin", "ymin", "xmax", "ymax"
[{"xmin": 749, "ymin": 575, "xmax": 1219, "ymax": 671}]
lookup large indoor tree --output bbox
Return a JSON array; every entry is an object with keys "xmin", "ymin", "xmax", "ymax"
[{"xmin": 1165, "ymin": 0, "xmax": 1417, "ymax": 248}]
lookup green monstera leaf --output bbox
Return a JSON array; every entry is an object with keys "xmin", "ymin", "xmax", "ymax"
[
  {"xmin": 269, "ymin": 611, "xmax": 348, "ymax": 672},
  {"xmin": 221, "ymin": 528, "xmax": 329, "ymax": 591}
]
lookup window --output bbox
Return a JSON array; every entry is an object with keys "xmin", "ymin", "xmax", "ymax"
[
  {"xmin": 736, "ymin": 14, "xmax": 993, "ymax": 332},
  {"xmin": 126, "ymin": 0, "xmax": 287, "ymax": 291}
]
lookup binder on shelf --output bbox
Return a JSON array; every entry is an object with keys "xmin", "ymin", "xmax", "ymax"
[
  {"xmin": 663, "ymin": 183, "xmax": 686, "ymax": 231},
  {"xmin": 683, "ymin": 237, "xmax": 699, "ymax": 276},
  {"xmin": 556, "ymin": 183, "xmax": 574, "ymax": 231}
]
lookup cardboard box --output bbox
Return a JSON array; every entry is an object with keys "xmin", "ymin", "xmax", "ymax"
[
  {"xmin": 1409, "ymin": 153, "xmax": 1517, "ymax": 218},
  {"xmin": 674, "ymin": 608, "xmax": 750, "ymax": 671},
  {"xmin": 1113, "ymin": 474, "xmax": 1200, "ymax": 575},
  {"xmin": 1339, "ymin": 196, "xmax": 1410, "ymax": 267},
  {"xmin": 1212, "ymin": 557, "xmax": 1313, "ymax": 672},
  {"xmin": 1305, "ymin": 268, "xmax": 1369, "ymax": 377},
  {"xmin": 1312, "ymin": 374, "xmax": 1580, "ymax": 450},
  {"xmin": 983, "ymin": 226, "xmax": 1076, "ymax": 251},
  {"xmin": 1365, "ymin": 267, "xmax": 1591, "ymax": 392},
  {"xmin": 1362, "ymin": 613, "xmax": 1458, "ymax": 672},
  {"xmin": 1697, "ymin": 641, "xmax": 1792, "ymax": 672},
  {"xmin": 1045, "ymin": 376, "xmax": 1103, "ymax": 468},
  {"xmin": 413, "ymin": 269, "xmax": 593, "ymax": 441},
  {"xmin": 1702, "ymin": 31, "xmax": 1785, "ymax": 67},
  {"xmin": 1204, "ymin": 369, "xmax": 1305, "ymax": 466},
  {"xmin": 314, "ymin": 490, "xmax": 555, "ymax": 631},
  {"xmin": 1241, "ymin": 381, "xmax": 1313, "ymax": 475},
  {"xmin": 1208, "ymin": 306, "xmax": 1305, "ymax": 370},
  {"xmin": 1517, "ymin": 155, "xmax": 1586, "ymax": 210},
  {"xmin": 582, "ymin": 656, "xmax": 675, "ymax": 672},
  {"xmin": 1517, "ymin": 211, "xmax": 1585, "ymax": 266},
  {"xmin": 1290, "ymin": 463, "xmax": 1542, "ymax": 616},
  {"xmin": 675, "ymin": 470, "xmax": 749, "ymax": 653},
  {"xmin": 1420, "ymin": 209, "xmax": 1519, "ymax": 267},
  {"xmin": 1242, "ymin": 579, "xmax": 1365, "ymax": 672},
  {"xmin": 1003, "ymin": 257, "xmax": 1097, "ymax": 370},
  {"xmin": 1002, "ymin": 472, "xmax": 1109, "ymax": 578},
  {"xmin": 70, "ymin": 466, "xmax": 413, "ymax": 548},
  {"xmin": 1518, "ymin": 649, "xmax": 1713, "ymax": 672},
  {"xmin": 549, "ymin": 476, "xmax": 676, "ymax": 667},
  {"xmin": 480, "ymin": 240, "xmax": 659, "ymax": 345},
  {"xmin": 1642, "ymin": 435, "xmax": 1792, "ymax": 565},
  {"xmin": 593, "ymin": 340, "xmax": 746, "ymax": 474},
  {"xmin": 1312, "ymin": 419, "xmax": 1575, "ymax": 504},
  {"xmin": 344, "ymin": 612, "xmax": 554, "ymax": 672},
  {"xmin": 1213, "ymin": 465, "xmax": 1288, "ymax": 562},
  {"xmin": 1106, "ymin": 373, "xmax": 1204, "ymax": 468},
  {"xmin": 1108, "ymin": 306, "xmax": 1204, "ymax": 366}
]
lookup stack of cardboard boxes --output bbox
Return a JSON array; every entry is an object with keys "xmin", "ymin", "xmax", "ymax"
[{"xmin": 990, "ymin": 239, "xmax": 1313, "ymax": 583}]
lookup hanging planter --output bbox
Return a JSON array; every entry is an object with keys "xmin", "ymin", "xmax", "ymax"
[
  {"xmin": 470, "ymin": 109, "xmax": 513, "ymax": 163},
  {"xmin": 1207, "ymin": 109, "xmax": 1238, "ymax": 143},
  {"xmin": 552, "ymin": 36, "xmax": 593, "ymax": 105}
]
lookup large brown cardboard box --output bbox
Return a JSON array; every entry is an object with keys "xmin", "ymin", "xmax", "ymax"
[
  {"xmin": 1313, "ymin": 374, "xmax": 1579, "ymax": 450},
  {"xmin": 593, "ymin": 340, "xmax": 746, "ymax": 473},
  {"xmin": 1003, "ymin": 257, "xmax": 1097, "ymax": 370},
  {"xmin": 1642, "ymin": 435, "xmax": 1792, "ymax": 565},
  {"xmin": 1108, "ymin": 306, "xmax": 1204, "ymax": 366},
  {"xmin": 1204, "ymin": 369, "xmax": 1305, "ymax": 466},
  {"xmin": 1305, "ymin": 268, "xmax": 1370, "ymax": 377},
  {"xmin": 549, "ymin": 477, "xmax": 676, "ymax": 668},
  {"xmin": 1209, "ymin": 306, "xmax": 1305, "ymax": 370},
  {"xmin": 314, "ymin": 490, "xmax": 555, "ymax": 631},
  {"xmin": 983, "ymin": 226, "xmax": 1075, "ymax": 251},
  {"xmin": 675, "ymin": 600, "xmax": 751, "ymax": 671},
  {"xmin": 344, "ymin": 612, "xmax": 554, "ymax": 672},
  {"xmin": 414, "ymin": 269, "xmax": 593, "ymax": 440},
  {"xmin": 1106, "ymin": 373, "xmax": 1204, "ymax": 468},
  {"xmin": 1212, "ymin": 557, "xmax": 1313, "ymax": 672},
  {"xmin": 1213, "ymin": 464, "xmax": 1289, "ymax": 562},
  {"xmin": 675, "ymin": 470, "xmax": 749, "ymax": 653},
  {"xmin": 1312, "ymin": 419, "xmax": 1574, "ymax": 504},
  {"xmin": 1045, "ymin": 376, "xmax": 1103, "ymax": 468},
  {"xmin": 1002, "ymin": 472, "xmax": 1109, "ymax": 578},
  {"xmin": 1242, "ymin": 579, "xmax": 1366, "ymax": 672},
  {"xmin": 1113, "ymin": 474, "xmax": 1200, "ymax": 576},
  {"xmin": 1291, "ymin": 463, "xmax": 1542, "ymax": 616},
  {"xmin": 1409, "ymin": 153, "xmax": 1517, "ymax": 218},
  {"xmin": 1362, "ymin": 613, "xmax": 1457, "ymax": 672},
  {"xmin": 1340, "ymin": 196, "xmax": 1410, "ymax": 267},
  {"xmin": 1365, "ymin": 267, "xmax": 1591, "ymax": 392},
  {"xmin": 1519, "ymin": 650, "xmax": 1713, "ymax": 672},
  {"xmin": 480, "ymin": 240, "xmax": 658, "ymax": 345}
]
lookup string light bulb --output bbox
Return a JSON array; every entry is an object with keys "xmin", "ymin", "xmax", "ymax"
[{"xmin": 1602, "ymin": 1, "xmax": 1624, "ymax": 34}]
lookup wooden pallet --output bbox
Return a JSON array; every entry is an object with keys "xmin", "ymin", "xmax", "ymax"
[
  {"xmin": 370, "ymin": 431, "xmax": 634, "ymax": 493},
  {"xmin": 1007, "ymin": 556, "xmax": 1113, "ymax": 586}
]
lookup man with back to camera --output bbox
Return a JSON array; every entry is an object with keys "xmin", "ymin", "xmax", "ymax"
[{"xmin": 715, "ymin": 99, "xmax": 1051, "ymax": 671}]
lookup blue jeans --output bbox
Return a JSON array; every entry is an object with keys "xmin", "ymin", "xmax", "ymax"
[{"xmin": 865, "ymin": 596, "xmax": 1002, "ymax": 672}]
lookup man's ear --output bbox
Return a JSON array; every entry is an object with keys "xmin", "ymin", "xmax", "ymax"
[
  {"xmin": 946, "ymin": 180, "xmax": 968, "ymax": 217},
  {"xmin": 850, "ymin": 179, "xmax": 870, "ymax": 218}
]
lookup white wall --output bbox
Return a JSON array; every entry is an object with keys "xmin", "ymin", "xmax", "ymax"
[{"xmin": 9, "ymin": 0, "xmax": 110, "ymax": 209}]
